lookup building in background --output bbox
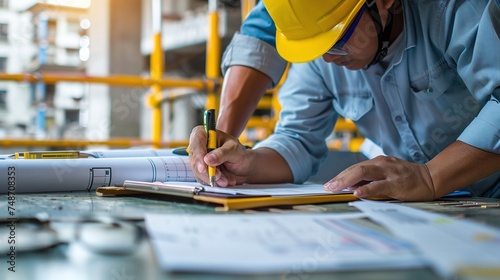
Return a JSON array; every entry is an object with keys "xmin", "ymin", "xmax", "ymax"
[
  {"xmin": 0, "ymin": 0, "xmax": 241, "ymax": 146},
  {"xmin": 26, "ymin": 1, "xmax": 90, "ymax": 139},
  {"xmin": 140, "ymin": 0, "xmax": 240, "ymax": 141},
  {"xmin": 0, "ymin": 0, "xmax": 35, "ymax": 139},
  {"xmin": 0, "ymin": 0, "xmax": 90, "ymax": 140}
]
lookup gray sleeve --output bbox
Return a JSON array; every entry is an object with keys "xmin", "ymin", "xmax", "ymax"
[{"xmin": 221, "ymin": 33, "xmax": 288, "ymax": 88}]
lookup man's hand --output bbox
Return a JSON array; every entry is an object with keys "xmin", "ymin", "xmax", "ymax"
[
  {"xmin": 324, "ymin": 155, "xmax": 436, "ymax": 201},
  {"xmin": 187, "ymin": 126, "xmax": 254, "ymax": 187}
]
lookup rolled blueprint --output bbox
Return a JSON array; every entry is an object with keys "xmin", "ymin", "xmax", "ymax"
[{"xmin": 2, "ymin": 156, "xmax": 195, "ymax": 193}]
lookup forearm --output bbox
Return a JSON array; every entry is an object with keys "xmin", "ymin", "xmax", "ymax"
[
  {"xmin": 217, "ymin": 66, "xmax": 272, "ymax": 137},
  {"xmin": 426, "ymin": 141, "xmax": 500, "ymax": 198},
  {"xmin": 246, "ymin": 148, "xmax": 294, "ymax": 184}
]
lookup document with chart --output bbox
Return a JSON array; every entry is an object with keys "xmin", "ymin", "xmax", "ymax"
[
  {"xmin": 145, "ymin": 213, "xmax": 427, "ymax": 273},
  {"xmin": 351, "ymin": 200, "xmax": 500, "ymax": 277}
]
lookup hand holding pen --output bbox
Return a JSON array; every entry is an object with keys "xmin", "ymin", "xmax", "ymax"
[
  {"xmin": 188, "ymin": 113, "xmax": 257, "ymax": 188},
  {"xmin": 204, "ymin": 109, "xmax": 217, "ymax": 187}
]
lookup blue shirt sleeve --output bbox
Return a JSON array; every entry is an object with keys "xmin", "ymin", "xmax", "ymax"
[
  {"xmin": 240, "ymin": 1, "xmax": 277, "ymax": 47},
  {"xmin": 443, "ymin": 1, "xmax": 500, "ymax": 154},
  {"xmin": 220, "ymin": 1, "xmax": 287, "ymax": 87}
]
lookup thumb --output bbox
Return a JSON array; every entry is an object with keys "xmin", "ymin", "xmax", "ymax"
[{"xmin": 204, "ymin": 152, "xmax": 218, "ymax": 166}]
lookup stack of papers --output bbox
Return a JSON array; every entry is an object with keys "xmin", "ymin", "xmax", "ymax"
[
  {"xmin": 146, "ymin": 201, "xmax": 500, "ymax": 277},
  {"xmin": 351, "ymin": 200, "xmax": 500, "ymax": 277},
  {"xmin": 145, "ymin": 212, "xmax": 426, "ymax": 274}
]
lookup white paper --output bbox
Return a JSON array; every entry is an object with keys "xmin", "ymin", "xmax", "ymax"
[
  {"xmin": 351, "ymin": 200, "xmax": 500, "ymax": 277},
  {"xmin": 145, "ymin": 213, "xmax": 426, "ymax": 274},
  {"xmin": 163, "ymin": 182, "xmax": 352, "ymax": 196}
]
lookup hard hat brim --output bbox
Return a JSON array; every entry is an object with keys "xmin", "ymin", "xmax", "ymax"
[{"xmin": 276, "ymin": 1, "xmax": 366, "ymax": 63}]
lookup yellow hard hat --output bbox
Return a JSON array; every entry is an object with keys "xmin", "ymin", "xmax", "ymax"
[{"xmin": 262, "ymin": 0, "xmax": 365, "ymax": 63}]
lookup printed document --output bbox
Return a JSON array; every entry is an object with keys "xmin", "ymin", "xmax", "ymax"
[
  {"xmin": 145, "ymin": 213, "xmax": 426, "ymax": 274},
  {"xmin": 351, "ymin": 200, "xmax": 500, "ymax": 277}
]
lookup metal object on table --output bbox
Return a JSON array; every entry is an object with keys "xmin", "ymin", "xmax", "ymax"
[{"xmin": 0, "ymin": 214, "xmax": 143, "ymax": 255}]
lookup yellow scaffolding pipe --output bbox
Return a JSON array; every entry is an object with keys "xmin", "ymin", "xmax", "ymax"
[
  {"xmin": 0, "ymin": 73, "xmax": 211, "ymax": 89},
  {"xmin": 147, "ymin": 0, "xmax": 164, "ymax": 149},
  {"xmin": 0, "ymin": 0, "xmax": 227, "ymax": 150},
  {"xmin": 0, "ymin": 72, "xmax": 215, "ymax": 150},
  {"xmin": 205, "ymin": 0, "xmax": 221, "ymax": 113},
  {"xmin": 241, "ymin": 0, "xmax": 256, "ymax": 19},
  {"xmin": 0, "ymin": 138, "xmax": 189, "ymax": 149}
]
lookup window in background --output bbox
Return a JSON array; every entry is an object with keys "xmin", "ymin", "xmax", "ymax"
[
  {"xmin": 45, "ymin": 84, "xmax": 55, "ymax": 107},
  {"xmin": 47, "ymin": 20, "xmax": 57, "ymax": 44},
  {"xmin": 65, "ymin": 109, "xmax": 80, "ymax": 124},
  {"xmin": 0, "ymin": 23, "xmax": 8, "ymax": 42},
  {"xmin": 0, "ymin": 89, "xmax": 7, "ymax": 110},
  {"xmin": 0, "ymin": 57, "xmax": 7, "ymax": 72},
  {"xmin": 66, "ymin": 49, "xmax": 81, "ymax": 66},
  {"xmin": 0, "ymin": 0, "xmax": 8, "ymax": 9}
]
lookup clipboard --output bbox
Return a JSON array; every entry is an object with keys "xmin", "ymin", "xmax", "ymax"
[
  {"xmin": 193, "ymin": 192, "xmax": 357, "ymax": 211},
  {"xmin": 97, "ymin": 180, "xmax": 358, "ymax": 211}
]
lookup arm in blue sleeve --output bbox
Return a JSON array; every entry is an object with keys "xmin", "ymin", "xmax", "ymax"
[
  {"xmin": 220, "ymin": 1, "xmax": 287, "ymax": 87},
  {"xmin": 458, "ymin": 88, "xmax": 500, "ymax": 153},
  {"xmin": 240, "ymin": 1, "xmax": 277, "ymax": 47},
  {"xmin": 443, "ymin": 1, "xmax": 500, "ymax": 153}
]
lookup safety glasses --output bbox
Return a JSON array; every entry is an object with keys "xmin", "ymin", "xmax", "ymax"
[{"xmin": 326, "ymin": 5, "xmax": 367, "ymax": 56}]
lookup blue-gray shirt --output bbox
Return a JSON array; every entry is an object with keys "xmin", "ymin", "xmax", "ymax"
[{"xmin": 222, "ymin": 0, "xmax": 500, "ymax": 196}]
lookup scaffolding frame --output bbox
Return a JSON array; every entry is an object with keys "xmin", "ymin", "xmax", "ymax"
[
  {"xmin": 0, "ymin": 0, "xmax": 223, "ymax": 149},
  {"xmin": 0, "ymin": 0, "xmax": 362, "ymax": 152}
]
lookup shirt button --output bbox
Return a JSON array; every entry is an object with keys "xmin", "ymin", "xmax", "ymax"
[
  {"xmin": 426, "ymin": 88, "xmax": 433, "ymax": 93},
  {"xmin": 394, "ymin": 115, "xmax": 402, "ymax": 122},
  {"xmin": 385, "ymin": 76, "xmax": 391, "ymax": 82},
  {"xmin": 413, "ymin": 152, "xmax": 422, "ymax": 160}
]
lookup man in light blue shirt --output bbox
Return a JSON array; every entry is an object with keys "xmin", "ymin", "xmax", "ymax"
[{"xmin": 190, "ymin": 0, "xmax": 500, "ymax": 200}]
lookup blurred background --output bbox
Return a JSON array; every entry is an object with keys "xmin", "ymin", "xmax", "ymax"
[{"xmin": 0, "ymin": 0, "xmax": 362, "ymax": 154}]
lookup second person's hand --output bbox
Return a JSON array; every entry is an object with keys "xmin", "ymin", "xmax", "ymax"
[{"xmin": 188, "ymin": 126, "xmax": 254, "ymax": 187}]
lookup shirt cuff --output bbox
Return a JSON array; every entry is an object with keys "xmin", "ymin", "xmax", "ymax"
[
  {"xmin": 458, "ymin": 96, "xmax": 500, "ymax": 153},
  {"xmin": 221, "ymin": 33, "xmax": 287, "ymax": 88},
  {"xmin": 254, "ymin": 134, "xmax": 321, "ymax": 183}
]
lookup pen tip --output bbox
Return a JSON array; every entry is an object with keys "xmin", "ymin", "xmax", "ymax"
[{"xmin": 210, "ymin": 176, "xmax": 216, "ymax": 188}]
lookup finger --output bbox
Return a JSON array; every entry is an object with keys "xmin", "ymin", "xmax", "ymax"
[
  {"xmin": 188, "ymin": 126, "xmax": 209, "ymax": 179},
  {"xmin": 215, "ymin": 176, "xmax": 229, "ymax": 188},
  {"xmin": 226, "ymin": 176, "xmax": 237, "ymax": 186},
  {"xmin": 204, "ymin": 135, "xmax": 246, "ymax": 167},
  {"xmin": 352, "ymin": 181, "xmax": 392, "ymax": 199},
  {"xmin": 213, "ymin": 168, "xmax": 229, "ymax": 188},
  {"xmin": 207, "ymin": 150, "xmax": 245, "ymax": 188},
  {"xmin": 215, "ymin": 164, "xmax": 238, "ymax": 188},
  {"xmin": 324, "ymin": 162, "xmax": 385, "ymax": 191},
  {"xmin": 347, "ymin": 180, "xmax": 371, "ymax": 190},
  {"xmin": 188, "ymin": 125, "xmax": 208, "ymax": 155}
]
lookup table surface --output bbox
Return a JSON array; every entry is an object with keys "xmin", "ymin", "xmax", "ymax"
[{"xmin": 1, "ymin": 191, "xmax": 500, "ymax": 280}]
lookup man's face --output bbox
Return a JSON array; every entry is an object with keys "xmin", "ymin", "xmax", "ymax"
[{"xmin": 321, "ymin": 7, "xmax": 380, "ymax": 69}]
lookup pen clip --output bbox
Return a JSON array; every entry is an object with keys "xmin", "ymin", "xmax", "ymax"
[{"xmin": 204, "ymin": 109, "xmax": 216, "ymax": 133}]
